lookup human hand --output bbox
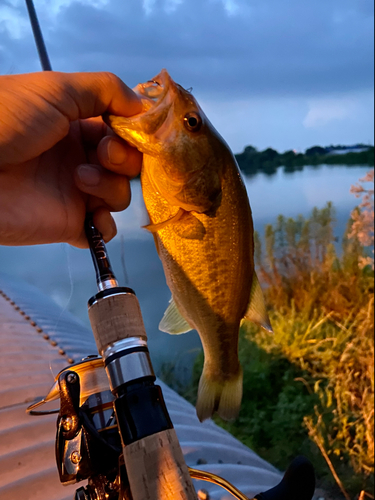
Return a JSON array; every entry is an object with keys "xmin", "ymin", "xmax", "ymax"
[{"xmin": 0, "ymin": 71, "xmax": 143, "ymax": 247}]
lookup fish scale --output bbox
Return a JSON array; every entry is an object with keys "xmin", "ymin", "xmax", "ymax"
[
  {"xmin": 141, "ymin": 153, "xmax": 252, "ymax": 419},
  {"xmin": 143, "ymin": 154, "xmax": 252, "ymax": 322},
  {"xmin": 106, "ymin": 69, "xmax": 272, "ymax": 422}
]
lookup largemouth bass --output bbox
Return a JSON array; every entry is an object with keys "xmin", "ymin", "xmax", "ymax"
[{"xmin": 107, "ymin": 70, "xmax": 272, "ymax": 422}]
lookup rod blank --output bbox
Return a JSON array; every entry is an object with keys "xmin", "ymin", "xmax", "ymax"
[{"xmin": 25, "ymin": 0, "xmax": 52, "ymax": 71}]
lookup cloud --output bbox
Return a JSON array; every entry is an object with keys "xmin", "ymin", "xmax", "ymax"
[
  {"xmin": 200, "ymin": 91, "xmax": 373, "ymax": 153},
  {"xmin": 214, "ymin": 0, "xmax": 240, "ymax": 16},
  {"xmin": 303, "ymin": 97, "xmax": 357, "ymax": 128},
  {"xmin": 1, "ymin": 0, "xmax": 373, "ymax": 97},
  {"xmin": 164, "ymin": 0, "xmax": 185, "ymax": 15},
  {"xmin": 143, "ymin": 0, "xmax": 156, "ymax": 15},
  {"xmin": 0, "ymin": 4, "xmax": 29, "ymax": 40},
  {"xmin": 0, "ymin": 0, "xmax": 373, "ymax": 150},
  {"xmin": 142, "ymin": 0, "xmax": 239, "ymax": 16}
]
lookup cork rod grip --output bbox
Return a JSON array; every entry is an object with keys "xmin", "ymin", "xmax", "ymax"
[
  {"xmin": 124, "ymin": 429, "xmax": 197, "ymax": 500},
  {"xmin": 88, "ymin": 293, "xmax": 147, "ymax": 355}
]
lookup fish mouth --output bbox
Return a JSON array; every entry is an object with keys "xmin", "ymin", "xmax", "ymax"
[
  {"xmin": 105, "ymin": 69, "xmax": 176, "ymax": 151},
  {"xmin": 136, "ymin": 68, "xmax": 171, "ymax": 103}
]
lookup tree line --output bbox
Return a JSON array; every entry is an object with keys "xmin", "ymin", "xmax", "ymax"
[{"xmin": 235, "ymin": 144, "xmax": 374, "ymax": 176}]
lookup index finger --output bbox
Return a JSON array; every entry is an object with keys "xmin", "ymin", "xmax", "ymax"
[
  {"xmin": 0, "ymin": 72, "xmax": 143, "ymax": 166},
  {"xmin": 49, "ymin": 71, "xmax": 143, "ymax": 120}
]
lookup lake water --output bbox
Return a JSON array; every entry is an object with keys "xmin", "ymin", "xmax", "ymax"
[{"xmin": 0, "ymin": 165, "xmax": 372, "ymax": 378}]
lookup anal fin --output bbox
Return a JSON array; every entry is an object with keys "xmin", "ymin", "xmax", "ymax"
[{"xmin": 159, "ymin": 297, "xmax": 192, "ymax": 335}]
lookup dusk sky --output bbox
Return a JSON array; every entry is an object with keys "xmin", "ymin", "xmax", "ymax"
[{"xmin": 0, "ymin": 0, "xmax": 374, "ymax": 153}]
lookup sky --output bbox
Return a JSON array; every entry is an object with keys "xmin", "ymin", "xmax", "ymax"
[{"xmin": 0, "ymin": 0, "xmax": 374, "ymax": 153}]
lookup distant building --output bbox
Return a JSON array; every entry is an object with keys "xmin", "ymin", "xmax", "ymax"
[{"xmin": 325, "ymin": 145, "xmax": 372, "ymax": 155}]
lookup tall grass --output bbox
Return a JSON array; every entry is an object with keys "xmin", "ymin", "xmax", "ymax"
[
  {"xmin": 181, "ymin": 171, "xmax": 374, "ymax": 498},
  {"xmin": 252, "ymin": 171, "xmax": 374, "ymax": 497}
]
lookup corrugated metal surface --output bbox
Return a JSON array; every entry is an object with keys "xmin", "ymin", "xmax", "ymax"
[
  {"xmin": 0, "ymin": 276, "xmax": 79, "ymax": 500},
  {"xmin": 0, "ymin": 272, "xmax": 282, "ymax": 499}
]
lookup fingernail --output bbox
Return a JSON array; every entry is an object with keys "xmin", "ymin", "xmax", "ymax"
[
  {"xmin": 103, "ymin": 216, "xmax": 117, "ymax": 243},
  {"xmin": 77, "ymin": 165, "xmax": 101, "ymax": 186},
  {"xmin": 107, "ymin": 140, "xmax": 127, "ymax": 165}
]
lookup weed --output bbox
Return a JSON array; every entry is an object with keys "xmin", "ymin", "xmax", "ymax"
[{"xmin": 180, "ymin": 171, "xmax": 374, "ymax": 498}]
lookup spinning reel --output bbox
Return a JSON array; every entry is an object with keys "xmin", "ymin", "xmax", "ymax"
[
  {"xmin": 27, "ymin": 218, "xmax": 316, "ymax": 500},
  {"xmin": 28, "ymin": 356, "xmax": 130, "ymax": 500},
  {"xmin": 27, "ymin": 355, "xmax": 316, "ymax": 500}
]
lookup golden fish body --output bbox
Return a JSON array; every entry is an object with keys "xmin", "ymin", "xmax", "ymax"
[{"xmin": 107, "ymin": 70, "xmax": 271, "ymax": 421}]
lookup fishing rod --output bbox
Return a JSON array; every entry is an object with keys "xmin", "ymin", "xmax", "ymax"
[
  {"xmin": 25, "ymin": 0, "xmax": 52, "ymax": 71},
  {"xmin": 24, "ymin": 3, "xmax": 196, "ymax": 497},
  {"xmin": 28, "ymin": 223, "xmax": 316, "ymax": 500},
  {"xmin": 24, "ymin": 2, "xmax": 316, "ymax": 499}
]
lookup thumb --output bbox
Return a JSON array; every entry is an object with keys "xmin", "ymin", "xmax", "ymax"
[{"xmin": 46, "ymin": 71, "xmax": 143, "ymax": 120}]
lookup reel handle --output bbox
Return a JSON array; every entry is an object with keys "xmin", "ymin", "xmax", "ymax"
[
  {"xmin": 255, "ymin": 456, "xmax": 315, "ymax": 500},
  {"xmin": 124, "ymin": 429, "xmax": 196, "ymax": 499}
]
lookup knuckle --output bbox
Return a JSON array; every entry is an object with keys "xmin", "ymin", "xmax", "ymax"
[{"xmin": 99, "ymin": 71, "xmax": 123, "ymax": 89}]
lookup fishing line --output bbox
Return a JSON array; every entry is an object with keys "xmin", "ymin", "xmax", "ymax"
[
  {"xmin": 48, "ymin": 358, "xmax": 58, "ymax": 381},
  {"xmin": 51, "ymin": 243, "xmax": 75, "ymax": 334},
  {"xmin": 46, "ymin": 244, "xmax": 75, "ymax": 383},
  {"xmin": 63, "ymin": 242, "xmax": 75, "ymax": 310},
  {"xmin": 120, "ymin": 233, "xmax": 130, "ymax": 284},
  {"xmin": 25, "ymin": 0, "xmax": 77, "ymax": 338},
  {"xmin": 46, "ymin": 245, "xmax": 75, "ymax": 387}
]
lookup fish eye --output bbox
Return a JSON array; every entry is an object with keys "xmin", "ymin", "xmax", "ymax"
[{"xmin": 184, "ymin": 112, "xmax": 202, "ymax": 132}]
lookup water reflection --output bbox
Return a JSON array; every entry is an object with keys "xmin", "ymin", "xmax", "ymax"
[{"xmin": 0, "ymin": 165, "xmax": 371, "ymax": 376}]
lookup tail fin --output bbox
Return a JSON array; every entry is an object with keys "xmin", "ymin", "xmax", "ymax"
[{"xmin": 196, "ymin": 367, "xmax": 243, "ymax": 422}]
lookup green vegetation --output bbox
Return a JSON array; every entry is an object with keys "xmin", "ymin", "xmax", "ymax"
[
  {"xmin": 235, "ymin": 145, "xmax": 374, "ymax": 177},
  {"xmin": 176, "ymin": 173, "xmax": 374, "ymax": 499}
]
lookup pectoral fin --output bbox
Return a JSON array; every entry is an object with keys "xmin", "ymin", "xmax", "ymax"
[
  {"xmin": 243, "ymin": 272, "xmax": 273, "ymax": 332},
  {"xmin": 143, "ymin": 209, "xmax": 205, "ymax": 240},
  {"xmin": 143, "ymin": 208, "xmax": 185, "ymax": 233},
  {"xmin": 159, "ymin": 298, "xmax": 193, "ymax": 335}
]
